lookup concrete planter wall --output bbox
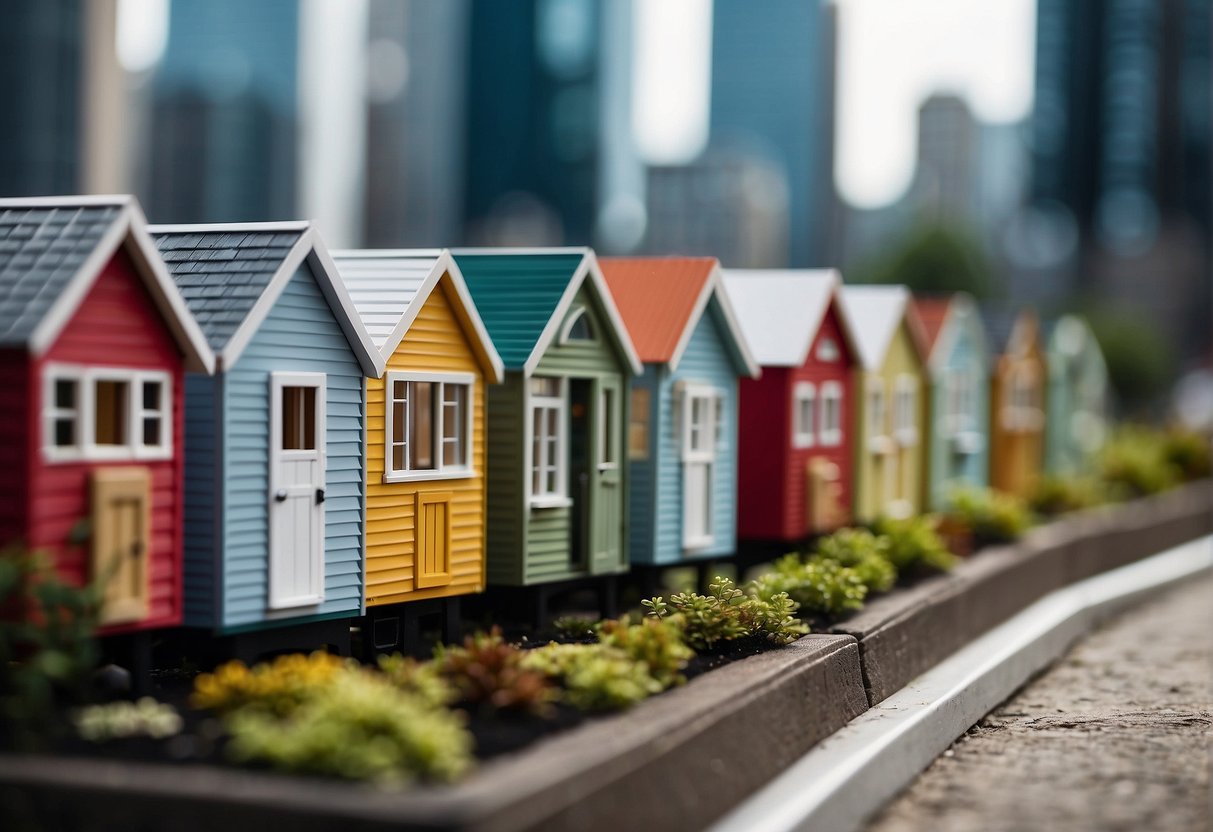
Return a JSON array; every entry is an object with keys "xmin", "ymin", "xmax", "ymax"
[{"xmin": 1, "ymin": 480, "xmax": 1209, "ymax": 831}]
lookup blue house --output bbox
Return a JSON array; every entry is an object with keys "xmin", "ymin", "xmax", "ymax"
[
  {"xmin": 151, "ymin": 222, "xmax": 382, "ymax": 655},
  {"xmin": 911, "ymin": 293, "xmax": 990, "ymax": 509},
  {"xmin": 599, "ymin": 258, "xmax": 759, "ymax": 572}
]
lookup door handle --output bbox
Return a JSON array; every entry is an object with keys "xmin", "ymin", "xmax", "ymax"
[
  {"xmin": 274, "ymin": 489, "xmax": 288, "ymax": 502},
  {"xmin": 315, "ymin": 488, "xmax": 325, "ymax": 504}
]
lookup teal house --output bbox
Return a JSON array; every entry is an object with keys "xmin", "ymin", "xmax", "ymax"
[
  {"xmin": 911, "ymin": 294, "xmax": 990, "ymax": 509},
  {"xmin": 1045, "ymin": 314, "xmax": 1109, "ymax": 474},
  {"xmin": 453, "ymin": 249, "xmax": 641, "ymax": 608},
  {"xmin": 151, "ymin": 222, "xmax": 382, "ymax": 655},
  {"xmin": 598, "ymin": 257, "xmax": 759, "ymax": 571}
]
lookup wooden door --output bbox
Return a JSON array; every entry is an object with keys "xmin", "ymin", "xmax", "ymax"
[
  {"xmin": 269, "ymin": 373, "xmax": 326, "ymax": 609},
  {"xmin": 591, "ymin": 377, "xmax": 624, "ymax": 572},
  {"xmin": 415, "ymin": 492, "xmax": 453, "ymax": 589},
  {"xmin": 807, "ymin": 458, "xmax": 842, "ymax": 533},
  {"xmin": 91, "ymin": 467, "xmax": 151, "ymax": 626}
]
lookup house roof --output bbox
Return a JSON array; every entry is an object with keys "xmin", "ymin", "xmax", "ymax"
[
  {"xmin": 840, "ymin": 285, "xmax": 919, "ymax": 371},
  {"xmin": 911, "ymin": 297, "xmax": 952, "ymax": 358},
  {"xmin": 721, "ymin": 269, "xmax": 847, "ymax": 367},
  {"xmin": 452, "ymin": 248, "xmax": 642, "ymax": 376},
  {"xmin": 978, "ymin": 302, "xmax": 1038, "ymax": 359},
  {"xmin": 598, "ymin": 256, "xmax": 758, "ymax": 377},
  {"xmin": 330, "ymin": 248, "xmax": 503, "ymax": 383},
  {"xmin": 149, "ymin": 222, "xmax": 382, "ymax": 377},
  {"xmin": 0, "ymin": 195, "xmax": 214, "ymax": 373}
]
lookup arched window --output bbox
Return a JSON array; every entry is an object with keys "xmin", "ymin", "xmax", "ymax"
[{"xmin": 559, "ymin": 306, "xmax": 595, "ymax": 343}]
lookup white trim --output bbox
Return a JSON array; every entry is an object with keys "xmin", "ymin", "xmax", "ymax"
[
  {"xmin": 0, "ymin": 194, "xmax": 138, "ymax": 208},
  {"xmin": 680, "ymin": 382, "xmax": 719, "ymax": 550},
  {"xmin": 667, "ymin": 266, "xmax": 762, "ymax": 378},
  {"xmin": 792, "ymin": 381, "xmax": 817, "ymax": 449},
  {"xmin": 893, "ymin": 373, "xmax": 919, "ymax": 446},
  {"xmin": 558, "ymin": 305, "xmax": 595, "ymax": 344},
  {"xmin": 41, "ymin": 363, "xmax": 173, "ymax": 464},
  {"xmin": 381, "ymin": 370, "xmax": 475, "ymax": 483},
  {"xmin": 147, "ymin": 220, "xmax": 310, "ymax": 233},
  {"xmin": 528, "ymin": 375, "xmax": 568, "ymax": 506},
  {"xmin": 867, "ymin": 377, "xmax": 888, "ymax": 453},
  {"xmin": 819, "ymin": 380, "xmax": 843, "ymax": 447},
  {"xmin": 596, "ymin": 382, "xmax": 619, "ymax": 472},
  {"xmin": 268, "ymin": 371, "xmax": 326, "ymax": 610}
]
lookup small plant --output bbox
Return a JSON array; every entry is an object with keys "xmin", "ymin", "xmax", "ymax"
[
  {"xmin": 813, "ymin": 529, "xmax": 897, "ymax": 592},
  {"xmin": 596, "ymin": 616, "xmax": 693, "ymax": 688},
  {"xmin": 1096, "ymin": 427, "xmax": 1180, "ymax": 497},
  {"xmin": 643, "ymin": 576, "xmax": 807, "ymax": 650},
  {"xmin": 1029, "ymin": 474, "xmax": 1109, "ymax": 516},
  {"xmin": 1161, "ymin": 428, "xmax": 1211, "ymax": 482},
  {"xmin": 224, "ymin": 668, "xmax": 473, "ymax": 785},
  {"xmin": 191, "ymin": 651, "xmax": 347, "ymax": 715},
  {"xmin": 870, "ymin": 515, "xmax": 958, "ymax": 574},
  {"xmin": 74, "ymin": 697, "xmax": 183, "ymax": 742},
  {"xmin": 0, "ymin": 548, "xmax": 102, "ymax": 750},
  {"xmin": 943, "ymin": 486, "xmax": 1032, "ymax": 544},
  {"xmin": 377, "ymin": 653, "xmax": 456, "ymax": 709},
  {"xmin": 551, "ymin": 615, "xmax": 599, "ymax": 640},
  {"xmin": 432, "ymin": 629, "xmax": 554, "ymax": 715},
  {"xmin": 521, "ymin": 642, "xmax": 662, "ymax": 712},
  {"xmin": 751, "ymin": 555, "xmax": 868, "ymax": 618}
]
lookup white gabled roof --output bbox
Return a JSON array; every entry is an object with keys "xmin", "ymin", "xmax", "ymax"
[
  {"xmin": 840, "ymin": 285, "xmax": 912, "ymax": 371},
  {"xmin": 330, "ymin": 248, "xmax": 503, "ymax": 383},
  {"xmin": 720, "ymin": 269, "xmax": 842, "ymax": 367}
]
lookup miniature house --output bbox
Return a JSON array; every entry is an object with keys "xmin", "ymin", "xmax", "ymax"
[
  {"xmin": 331, "ymin": 250, "xmax": 503, "ymax": 651},
  {"xmin": 841, "ymin": 286, "xmax": 928, "ymax": 522},
  {"xmin": 722, "ymin": 269, "xmax": 859, "ymax": 543},
  {"xmin": 150, "ymin": 222, "xmax": 382, "ymax": 655},
  {"xmin": 453, "ymin": 249, "xmax": 641, "ymax": 611},
  {"xmin": 1045, "ymin": 314, "xmax": 1109, "ymax": 475},
  {"xmin": 911, "ymin": 294, "xmax": 990, "ymax": 509},
  {"xmin": 598, "ymin": 258, "xmax": 759, "ymax": 571},
  {"xmin": 0, "ymin": 196, "xmax": 214, "ymax": 637},
  {"xmin": 980, "ymin": 305, "xmax": 1047, "ymax": 499}
]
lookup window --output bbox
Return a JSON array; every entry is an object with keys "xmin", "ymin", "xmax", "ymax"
[
  {"xmin": 792, "ymin": 382, "xmax": 816, "ymax": 448},
  {"xmin": 819, "ymin": 381, "xmax": 843, "ymax": 446},
  {"xmin": 868, "ymin": 382, "xmax": 886, "ymax": 438},
  {"xmin": 893, "ymin": 375, "xmax": 917, "ymax": 444},
  {"xmin": 714, "ymin": 395, "xmax": 725, "ymax": 449},
  {"xmin": 530, "ymin": 376, "xmax": 566, "ymax": 503},
  {"xmin": 281, "ymin": 386, "xmax": 317, "ymax": 450},
  {"xmin": 43, "ymin": 365, "xmax": 172, "ymax": 462},
  {"xmin": 383, "ymin": 372, "xmax": 474, "ymax": 481},
  {"xmin": 816, "ymin": 337, "xmax": 839, "ymax": 362},
  {"xmin": 598, "ymin": 387, "xmax": 616, "ymax": 468},
  {"xmin": 1003, "ymin": 367, "xmax": 1041, "ymax": 431},
  {"xmin": 629, "ymin": 388, "xmax": 650, "ymax": 460},
  {"xmin": 946, "ymin": 367, "xmax": 974, "ymax": 434},
  {"xmin": 559, "ymin": 306, "xmax": 595, "ymax": 343}
]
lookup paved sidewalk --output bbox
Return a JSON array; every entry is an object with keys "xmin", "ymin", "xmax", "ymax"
[{"xmin": 866, "ymin": 574, "xmax": 1213, "ymax": 832}]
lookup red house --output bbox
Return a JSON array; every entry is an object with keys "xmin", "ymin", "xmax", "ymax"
[
  {"xmin": 0, "ymin": 196, "xmax": 214, "ymax": 637},
  {"xmin": 721, "ymin": 269, "xmax": 857, "ymax": 544}
]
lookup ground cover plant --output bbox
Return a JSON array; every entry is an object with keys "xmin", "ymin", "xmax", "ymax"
[{"xmin": 942, "ymin": 485, "xmax": 1034, "ymax": 546}]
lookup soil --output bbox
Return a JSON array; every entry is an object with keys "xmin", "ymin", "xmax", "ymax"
[{"xmin": 865, "ymin": 574, "xmax": 1213, "ymax": 832}]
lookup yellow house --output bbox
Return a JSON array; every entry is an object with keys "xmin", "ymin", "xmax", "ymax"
[
  {"xmin": 841, "ymin": 286, "xmax": 928, "ymax": 522},
  {"xmin": 333, "ymin": 249, "xmax": 503, "ymax": 653}
]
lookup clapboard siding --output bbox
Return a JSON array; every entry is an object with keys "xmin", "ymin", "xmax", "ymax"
[
  {"xmin": 364, "ymin": 280, "xmax": 488, "ymax": 607},
  {"xmin": 650, "ymin": 307, "xmax": 740, "ymax": 565},
  {"xmin": 182, "ymin": 372, "xmax": 219, "ymax": 627},
  {"xmin": 220, "ymin": 261, "xmax": 365, "ymax": 630},
  {"xmin": 485, "ymin": 375, "xmax": 525, "ymax": 585},
  {"xmin": 625, "ymin": 366, "xmax": 660, "ymax": 563}
]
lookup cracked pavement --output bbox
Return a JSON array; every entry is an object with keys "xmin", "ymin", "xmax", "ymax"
[{"xmin": 865, "ymin": 574, "xmax": 1213, "ymax": 832}]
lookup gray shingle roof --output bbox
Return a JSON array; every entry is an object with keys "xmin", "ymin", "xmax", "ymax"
[
  {"xmin": 151, "ymin": 228, "xmax": 305, "ymax": 351},
  {"xmin": 0, "ymin": 202, "xmax": 126, "ymax": 346}
]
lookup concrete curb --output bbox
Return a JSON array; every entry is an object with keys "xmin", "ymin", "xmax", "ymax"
[{"xmin": 710, "ymin": 534, "xmax": 1213, "ymax": 832}]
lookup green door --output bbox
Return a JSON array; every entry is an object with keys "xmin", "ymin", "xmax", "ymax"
[{"xmin": 591, "ymin": 376, "xmax": 624, "ymax": 572}]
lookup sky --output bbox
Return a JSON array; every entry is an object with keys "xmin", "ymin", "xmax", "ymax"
[{"xmin": 835, "ymin": 0, "xmax": 1038, "ymax": 208}]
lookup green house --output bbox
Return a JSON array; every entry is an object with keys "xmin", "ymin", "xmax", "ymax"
[
  {"xmin": 1045, "ymin": 314, "xmax": 1109, "ymax": 474},
  {"xmin": 453, "ymin": 249, "xmax": 642, "ymax": 591}
]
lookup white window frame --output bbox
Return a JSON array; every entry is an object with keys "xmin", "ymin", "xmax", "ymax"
[
  {"xmin": 816, "ymin": 337, "xmax": 839, "ymax": 362},
  {"xmin": 819, "ymin": 381, "xmax": 843, "ymax": 446},
  {"xmin": 42, "ymin": 363, "xmax": 173, "ymax": 464},
  {"xmin": 528, "ymin": 376, "xmax": 569, "ymax": 508},
  {"xmin": 792, "ymin": 381, "xmax": 816, "ymax": 449},
  {"xmin": 680, "ymin": 383, "xmax": 719, "ymax": 550},
  {"xmin": 893, "ymin": 374, "xmax": 918, "ymax": 446},
  {"xmin": 867, "ymin": 379, "xmax": 887, "ymax": 443},
  {"xmin": 558, "ymin": 306, "xmax": 595, "ymax": 344},
  {"xmin": 382, "ymin": 371, "xmax": 476, "ymax": 483},
  {"xmin": 597, "ymin": 384, "xmax": 618, "ymax": 472}
]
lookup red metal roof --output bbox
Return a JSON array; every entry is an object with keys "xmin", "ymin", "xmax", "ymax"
[
  {"xmin": 911, "ymin": 296, "xmax": 952, "ymax": 357},
  {"xmin": 599, "ymin": 257, "xmax": 717, "ymax": 364}
]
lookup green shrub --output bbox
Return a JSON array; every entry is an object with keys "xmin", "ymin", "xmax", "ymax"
[
  {"xmin": 191, "ymin": 651, "xmax": 347, "ymax": 715},
  {"xmin": 377, "ymin": 654, "xmax": 457, "ymax": 709},
  {"xmin": 750, "ymin": 555, "xmax": 868, "ymax": 618},
  {"xmin": 521, "ymin": 642, "xmax": 662, "ymax": 711},
  {"xmin": 1096, "ymin": 427, "xmax": 1179, "ymax": 497},
  {"xmin": 596, "ymin": 616, "xmax": 693, "ymax": 688},
  {"xmin": 432, "ymin": 629, "xmax": 554, "ymax": 715},
  {"xmin": 1161, "ymin": 428, "xmax": 1211, "ymax": 482},
  {"xmin": 550, "ymin": 615, "xmax": 599, "ymax": 640},
  {"xmin": 642, "ymin": 576, "xmax": 807, "ymax": 650},
  {"xmin": 943, "ymin": 486, "xmax": 1032, "ymax": 543},
  {"xmin": 813, "ymin": 529, "xmax": 897, "ymax": 592},
  {"xmin": 224, "ymin": 669, "xmax": 472, "ymax": 785},
  {"xmin": 74, "ymin": 697, "xmax": 182, "ymax": 742},
  {"xmin": 1029, "ymin": 474, "xmax": 1109, "ymax": 516},
  {"xmin": 0, "ymin": 548, "xmax": 101, "ymax": 750},
  {"xmin": 870, "ymin": 515, "xmax": 957, "ymax": 574}
]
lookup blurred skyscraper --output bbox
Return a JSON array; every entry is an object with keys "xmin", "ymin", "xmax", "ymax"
[
  {"xmin": 913, "ymin": 94, "xmax": 978, "ymax": 220},
  {"xmin": 1030, "ymin": 0, "xmax": 1211, "ymax": 358}
]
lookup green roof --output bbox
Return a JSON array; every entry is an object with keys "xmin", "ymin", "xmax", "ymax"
[{"xmin": 453, "ymin": 252, "xmax": 585, "ymax": 369}]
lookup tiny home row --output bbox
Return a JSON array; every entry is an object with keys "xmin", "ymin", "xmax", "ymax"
[{"xmin": 0, "ymin": 196, "xmax": 1109, "ymax": 653}]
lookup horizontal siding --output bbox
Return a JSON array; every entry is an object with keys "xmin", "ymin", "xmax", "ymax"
[
  {"xmin": 182, "ymin": 373, "xmax": 218, "ymax": 627},
  {"xmin": 625, "ymin": 366, "xmax": 659, "ymax": 564},
  {"xmin": 654, "ymin": 310, "xmax": 739, "ymax": 565},
  {"xmin": 485, "ymin": 375, "xmax": 525, "ymax": 585},
  {"xmin": 526, "ymin": 506, "xmax": 578, "ymax": 583},
  {"xmin": 365, "ymin": 283, "xmax": 487, "ymax": 606},
  {"xmin": 221, "ymin": 261, "xmax": 365, "ymax": 630}
]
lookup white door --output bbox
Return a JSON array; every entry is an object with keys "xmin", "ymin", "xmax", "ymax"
[
  {"xmin": 269, "ymin": 372, "xmax": 326, "ymax": 609},
  {"xmin": 682, "ymin": 387, "xmax": 717, "ymax": 550}
]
